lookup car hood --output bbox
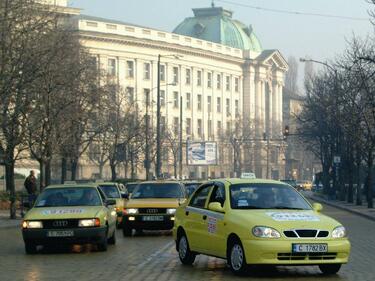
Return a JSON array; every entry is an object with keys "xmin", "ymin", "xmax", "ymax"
[
  {"xmin": 231, "ymin": 209, "xmax": 341, "ymax": 230},
  {"xmin": 125, "ymin": 198, "xmax": 186, "ymax": 208},
  {"xmin": 25, "ymin": 206, "xmax": 103, "ymax": 220}
]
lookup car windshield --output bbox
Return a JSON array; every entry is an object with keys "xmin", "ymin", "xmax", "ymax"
[
  {"xmin": 35, "ymin": 187, "xmax": 102, "ymax": 207},
  {"xmin": 126, "ymin": 183, "xmax": 138, "ymax": 194},
  {"xmin": 131, "ymin": 183, "xmax": 184, "ymax": 199},
  {"xmin": 230, "ymin": 183, "xmax": 311, "ymax": 210},
  {"xmin": 99, "ymin": 185, "xmax": 120, "ymax": 198}
]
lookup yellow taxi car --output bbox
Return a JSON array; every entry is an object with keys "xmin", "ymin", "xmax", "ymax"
[
  {"xmin": 22, "ymin": 184, "xmax": 117, "ymax": 254},
  {"xmin": 173, "ymin": 179, "xmax": 350, "ymax": 275},
  {"xmin": 122, "ymin": 181, "xmax": 186, "ymax": 236},
  {"xmin": 97, "ymin": 182, "xmax": 126, "ymax": 227}
]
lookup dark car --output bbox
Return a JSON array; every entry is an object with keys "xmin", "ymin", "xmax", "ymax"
[
  {"xmin": 182, "ymin": 181, "xmax": 202, "ymax": 197},
  {"xmin": 125, "ymin": 182, "xmax": 140, "ymax": 196}
]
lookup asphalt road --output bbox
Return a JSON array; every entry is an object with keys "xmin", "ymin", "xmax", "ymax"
[{"xmin": 0, "ymin": 203, "xmax": 374, "ymax": 281}]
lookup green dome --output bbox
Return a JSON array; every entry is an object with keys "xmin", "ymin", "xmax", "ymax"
[{"xmin": 173, "ymin": 7, "xmax": 262, "ymax": 52}]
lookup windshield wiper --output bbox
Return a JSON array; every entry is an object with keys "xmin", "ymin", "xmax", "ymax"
[
  {"xmin": 237, "ymin": 206, "xmax": 266, "ymax": 209},
  {"xmin": 272, "ymin": 206, "xmax": 306, "ymax": 210}
]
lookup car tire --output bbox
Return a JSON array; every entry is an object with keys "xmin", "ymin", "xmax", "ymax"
[
  {"xmin": 25, "ymin": 241, "xmax": 37, "ymax": 255},
  {"xmin": 108, "ymin": 229, "xmax": 116, "ymax": 245},
  {"xmin": 319, "ymin": 264, "xmax": 341, "ymax": 275},
  {"xmin": 97, "ymin": 238, "xmax": 108, "ymax": 251},
  {"xmin": 123, "ymin": 225, "xmax": 132, "ymax": 237},
  {"xmin": 227, "ymin": 238, "xmax": 248, "ymax": 276},
  {"xmin": 177, "ymin": 232, "xmax": 196, "ymax": 265}
]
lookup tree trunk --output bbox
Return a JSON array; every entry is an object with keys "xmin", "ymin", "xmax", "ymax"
[
  {"xmin": 61, "ymin": 157, "xmax": 67, "ymax": 184},
  {"xmin": 71, "ymin": 160, "xmax": 78, "ymax": 181},
  {"xmin": 347, "ymin": 147, "xmax": 354, "ymax": 203},
  {"xmin": 365, "ymin": 149, "xmax": 373, "ymax": 208},
  {"xmin": 5, "ymin": 155, "xmax": 16, "ymax": 219},
  {"xmin": 99, "ymin": 162, "xmax": 104, "ymax": 179},
  {"xmin": 174, "ymin": 155, "xmax": 177, "ymax": 179},
  {"xmin": 45, "ymin": 159, "xmax": 51, "ymax": 187},
  {"xmin": 110, "ymin": 161, "xmax": 117, "ymax": 181},
  {"xmin": 39, "ymin": 161, "xmax": 44, "ymax": 191},
  {"xmin": 355, "ymin": 146, "xmax": 362, "ymax": 206}
]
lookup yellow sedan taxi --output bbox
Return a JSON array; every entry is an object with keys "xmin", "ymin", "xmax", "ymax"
[
  {"xmin": 98, "ymin": 182, "xmax": 126, "ymax": 227},
  {"xmin": 122, "ymin": 181, "xmax": 186, "ymax": 236},
  {"xmin": 22, "ymin": 184, "xmax": 117, "ymax": 254},
  {"xmin": 173, "ymin": 179, "xmax": 350, "ymax": 275}
]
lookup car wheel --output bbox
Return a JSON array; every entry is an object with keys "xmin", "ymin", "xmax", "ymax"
[
  {"xmin": 123, "ymin": 225, "xmax": 132, "ymax": 237},
  {"xmin": 25, "ymin": 241, "xmax": 37, "ymax": 255},
  {"xmin": 116, "ymin": 221, "xmax": 121, "ymax": 229},
  {"xmin": 227, "ymin": 238, "xmax": 248, "ymax": 275},
  {"xmin": 177, "ymin": 232, "xmax": 195, "ymax": 265},
  {"xmin": 97, "ymin": 238, "xmax": 108, "ymax": 252},
  {"xmin": 319, "ymin": 264, "xmax": 341, "ymax": 275},
  {"xmin": 108, "ymin": 229, "xmax": 116, "ymax": 245}
]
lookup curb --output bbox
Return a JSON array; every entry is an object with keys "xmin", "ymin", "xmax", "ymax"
[
  {"xmin": 0, "ymin": 220, "xmax": 21, "ymax": 229},
  {"xmin": 309, "ymin": 196, "xmax": 375, "ymax": 222}
]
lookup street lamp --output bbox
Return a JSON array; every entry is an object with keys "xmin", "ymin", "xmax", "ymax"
[{"xmin": 156, "ymin": 54, "xmax": 183, "ymax": 179}]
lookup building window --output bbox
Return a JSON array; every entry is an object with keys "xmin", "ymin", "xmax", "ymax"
[
  {"xmin": 144, "ymin": 63, "xmax": 150, "ymax": 80},
  {"xmin": 217, "ymin": 97, "xmax": 221, "ymax": 113},
  {"xmin": 217, "ymin": 121, "xmax": 222, "ymax": 136},
  {"xmin": 108, "ymin": 58, "xmax": 116, "ymax": 76},
  {"xmin": 127, "ymin": 87, "xmax": 134, "ymax": 103},
  {"xmin": 235, "ymin": 77, "xmax": 239, "ymax": 92},
  {"xmin": 207, "ymin": 72, "xmax": 212, "ymax": 88},
  {"xmin": 186, "ymin": 118, "xmax": 191, "ymax": 135},
  {"xmin": 197, "ymin": 70, "xmax": 202, "ymax": 86},
  {"xmin": 186, "ymin": 93, "xmax": 191, "ymax": 109},
  {"xmin": 160, "ymin": 65, "xmax": 166, "ymax": 81},
  {"xmin": 226, "ymin": 76, "xmax": 231, "ymax": 91},
  {"xmin": 217, "ymin": 74, "xmax": 221, "ymax": 89},
  {"xmin": 144, "ymin": 89, "xmax": 150, "ymax": 106},
  {"xmin": 235, "ymin": 100, "xmax": 239, "ymax": 117},
  {"xmin": 173, "ymin": 67, "xmax": 179, "ymax": 83},
  {"xmin": 197, "ymin": 94, "xmax": 202, "ymax": 111},
  {"xmin": 226, "ymin": 98, "xmax": 231, "ymax": 116},
  {"xmin": 207, "ymin": 120, "xmax": 212, "ymax": 137},
  {"xmin": 226, "ymin": 121, "xmax": 231, "ymax": 134},
  {"xmin": 197, "ymin": 119, "xmax": 202, "ymax": 137},
  {"xmin": 207, "ymin": 96, "xmax": 212, "ymax": 113},
  {"xmin": 173, "ymin": 91, "xmax": 179, "ymax": 108},
  {"xmin": 186, "ymin": 69, "xmax": 191, "ymax": 84},
  {"xmin": 173, "ymin": 117, "xmax": 179, "ymax": 135},
  {"xmin": 126, "ymin": 61, "xmax": 134, "ymax": 78},
  {"xmin": 160, "ymin": 90, "xmax": 165, "ymax": 107}
]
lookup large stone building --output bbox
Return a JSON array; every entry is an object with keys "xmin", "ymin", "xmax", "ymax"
[{"xmin": 42, "ymin": 0, "xmax": 288, "ymax": 180}]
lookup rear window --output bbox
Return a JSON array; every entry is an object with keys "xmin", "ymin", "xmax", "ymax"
[
  {"xmin": 99, "ymin": 185, "xmax": 120, "ymax": 198},
  {"xmin": 132, "ymin": 183, "xmax": 184, "ymax": 199}
]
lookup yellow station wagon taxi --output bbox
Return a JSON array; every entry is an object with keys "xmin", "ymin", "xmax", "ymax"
[
  {"xmin": 22, "ymin": 184, "xmax": 117, "ymax": 254},
  {"xmin": 173, "ymin": 179, "xmax": 350, "ymax": 275},
  {"xmin": 122, "ymin": 181, "xmax": 186, "ymax": 236}
]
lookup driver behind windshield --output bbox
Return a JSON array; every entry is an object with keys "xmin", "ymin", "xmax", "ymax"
[{"xmin": 77, "ymin": 189, "xmax": 101, "ymax": 206}]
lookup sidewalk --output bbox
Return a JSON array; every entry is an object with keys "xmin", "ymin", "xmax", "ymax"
[
  {"xmin": 0, "ymin": 210, "xmax": 22, "ymax": 229},
  {"xmin": 305, "ymin": 191, "xmax": 375, "ymax": 222}
]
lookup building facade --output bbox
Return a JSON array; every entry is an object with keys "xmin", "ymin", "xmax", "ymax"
[{"xmin": 43, "ymin": 1, "xmax": 288, "ymax": 180}]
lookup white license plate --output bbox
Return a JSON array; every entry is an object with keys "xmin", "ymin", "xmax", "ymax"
[
  {"xmin": 47, "ymin": 230, "xmax": 74, "ymax": 237},
  {"xmin": 292, "ymin": 243, "xmax": 328, "ymax": 253},
  {"xmin": 142, "ymin": 216, "xmax": 164, "ymax": 221}
]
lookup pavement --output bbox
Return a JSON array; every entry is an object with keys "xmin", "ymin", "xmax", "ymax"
[
  {"xmin": 0, "ymin": 210, "xmax": 22, "ymax": 229},
  {"xmin": 304, "ymin": 191, "xmax": 375, "ymax": 222}
]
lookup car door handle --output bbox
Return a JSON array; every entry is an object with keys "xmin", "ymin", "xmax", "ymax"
[
  {"xmin": 202, "ymin": 215, "xmax": 207, "ymax": 220},
  {"xmin": 185, "ymin": 211, "xmax": 189, "ymax": 216}
]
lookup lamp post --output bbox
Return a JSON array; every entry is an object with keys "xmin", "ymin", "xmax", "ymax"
[{"xmin": 156, "ymin": 54, "xmax": 182, "ymax": 179}]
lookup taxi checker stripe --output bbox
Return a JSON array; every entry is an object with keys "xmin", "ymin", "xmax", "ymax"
[{"xmin": 185, "ymin": 206, "xmax": 224, "ymax": 220}]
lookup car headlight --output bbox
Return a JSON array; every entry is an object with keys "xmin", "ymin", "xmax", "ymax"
[
  {"xmin": 332, "ymin": 226, "xmax": 346, "ymax": 238},
  {"xmin": 78, "ymin": 218, "xmax": 100, "ymax": 227},
  {"xmin": 166, "ymin": 208, "xmax": 176, "ymax": 215},
  {"xmin": 22, "ymin": 221, "xmax": 43, "ymax": 229},
  {"xmin": 126, "ymin": 208, "xmax": 138, "ymax": 215},
  {"xmin": 252, "ymin": 226, "xmax": 281, "ymax": 238}
]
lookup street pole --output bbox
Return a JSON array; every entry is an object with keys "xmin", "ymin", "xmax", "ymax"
[
  {"xmin": 266, "ymin": 133, "xmax": 270, "ymax": 179},
  {"xmin": 156, "ymin": 55, "xmax": 161, "ymax": 178},
  {"xmin": 179, "ymin": 95, "xmax": 183, "ymax": 180},
  {"xmin": 145, "ymin": 95, "xmax": 150, "ymax": 180}
]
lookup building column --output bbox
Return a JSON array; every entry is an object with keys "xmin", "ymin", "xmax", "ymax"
[
  {"xmin": 272, "ymin": 81, "xmax": 278, "ymax": 137},
  {"xmin": 261, "ymin": 80, "xmax": 266, "ymax": 133},
  {"xmin": 255, "ymin": 79, "xmax": 261, "ymax": 136},
  {"xmin": 278, "ymin": 83, "xmax": 283, "ymax": 134}
]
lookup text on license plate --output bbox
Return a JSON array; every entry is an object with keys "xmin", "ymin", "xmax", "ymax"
[
  {"xmin": 142, "ymin": 216, "xmax": 164, "ymax": 221},
  {"xmin": 292, "ymin": 243, "xmax": 328, "ymax": 253},
  {"xmin": 47, "ymin": 230, "xmax": 74, "ymax": 237}
]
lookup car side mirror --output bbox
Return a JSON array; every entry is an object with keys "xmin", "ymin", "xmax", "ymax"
[
  {"xmin": 312, "ymin": 203, "xmax": 323, "ymax": 212},
  {"xmin": 208, "ymin": 202, "xmax": 225, "ymax": 213},
  {"xmin": 105, "ymin": 199, "xmax": 117, "ymax": 206}
]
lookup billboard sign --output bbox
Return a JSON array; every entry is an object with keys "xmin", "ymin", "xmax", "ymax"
[{"xmin": 187, "ymin": 142, "xmax": 218, "ymax": 166}]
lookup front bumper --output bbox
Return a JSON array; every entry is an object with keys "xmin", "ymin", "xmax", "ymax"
[
  {"xmin": 242, "ymin": 238, "xmax": 350, "ymax": 265},
  {"xmin": 22, "ymin": 226, "xmax": 107, "ymax": 245},
  {"xmin": 123, "ymin": 215, "xmax": 174, "ymax": 230}
]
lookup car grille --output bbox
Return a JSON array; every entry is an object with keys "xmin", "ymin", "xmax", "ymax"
[
  {"xmin": 283, "ymin": 229, "xmax": 329, "ymax": 238},
  {"xmin": 277, "ymin": 253, "xmax": 337, "ymax": 261},
  {"xmin": 138, "ymin": 208, "xmax": 166, "ymax": 214},
  {"xmin": 42, "ymin": 219, "xmax": 79, "ymax": 229}
]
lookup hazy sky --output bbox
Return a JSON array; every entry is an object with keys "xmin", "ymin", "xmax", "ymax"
[{"xmin": 69, "ymin": 0, "xmax": 374, "ymax": 81}]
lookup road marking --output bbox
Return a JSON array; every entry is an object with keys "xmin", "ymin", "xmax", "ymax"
[{"xmin": 136, "ymin": 241, "xmax": 174, "ymax": 269}]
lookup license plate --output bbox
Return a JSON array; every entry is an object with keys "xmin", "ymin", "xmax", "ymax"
[
  {"xmin": 142, "ymin": 216, "xmax": 164, "ymax": 221},
  {"xmin": 47, "ymin": 230, "xmax": 74, "ymax": 237},
  {"xmin": 292, "ymin": 243, "xmax": 328, "ymax": 253}
]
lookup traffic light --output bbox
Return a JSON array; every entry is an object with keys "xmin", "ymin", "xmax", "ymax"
[{"xmin": 284, "ymin": 125, "xmax": 290, "ymax": 137}]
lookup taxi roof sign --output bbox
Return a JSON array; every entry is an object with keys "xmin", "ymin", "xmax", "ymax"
[{"xmin": 240, "ymin": 172, "xmax": 256, "ymax": 179}]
